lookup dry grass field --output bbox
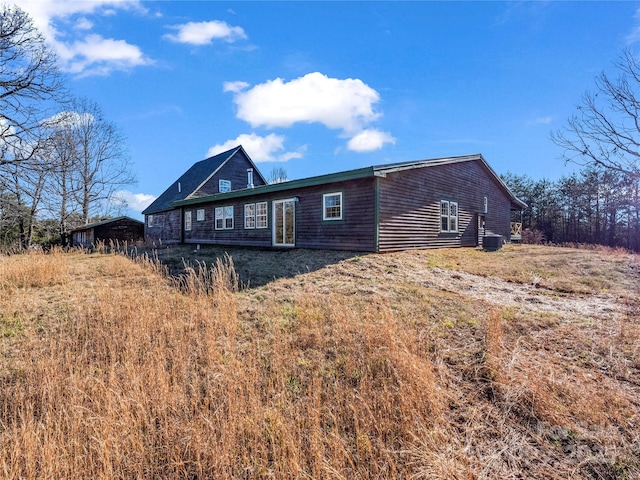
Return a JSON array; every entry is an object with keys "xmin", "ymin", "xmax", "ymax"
[{"xmin": 0, "ymin": 244, "xmax": 638, "ymax": 479}]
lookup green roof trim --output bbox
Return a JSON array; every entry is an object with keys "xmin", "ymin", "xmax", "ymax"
[
  {"xmin": 173, "ymin": 166, "xmax": 376, "ymax": 207},
  {"xmin": 170, "ymin": 153, "xmax": 527, "ymax": 211}
]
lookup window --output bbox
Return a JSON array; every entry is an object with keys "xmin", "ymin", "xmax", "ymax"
[
  {"xmin": 256, "ymin": 202, "xmax": 267, "ymax": 228},
  {"xmin": 244, "ymin": 202, "xmax": 268, "ymax": 229},
  {"xmin": 197, "ymin": 208, "xmax": 205, "ymax": 221},
  {"xmin": 215, "ymin": 206, "xmax": 234, "ymax": 230},
  {"xmin": 244, "ymin": 204, "xmax": 255, "ymax": 229},
  {"xmin": 219, "ymin": 179, "xmax": 231, "ymax": 193},
  {"xmin": 185, "ymin": 211, "xmax": 192, "ymax": 231},
  {"xmin": 323, "ymin": 192, "xmax": 343, "ymax": 220},
  {"xmin": 483, "ymin": 196, "xmax": 488, "ymax": 214},
  {"xmin": 147, "ymin": 214, "xmax": 153, "ymax": 227},
  {"xmin": 440, "ymin": 200, "xmax": 458, "ymax": 233}
]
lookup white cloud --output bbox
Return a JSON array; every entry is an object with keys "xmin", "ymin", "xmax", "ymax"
[
  {"xmin": 228, "ymin": 72, "xmax": 382, "ymax": 133},
  {"xmin": 223, "ymin": 81, "xmax": 250, "ymax": 93},
  {"xmin": 61, "ymin": 34, "xmax": 152, "ymax": 77},
  {"xmin": 75, "ymin": 17, "xmax": 93, "ymax": 30},
  {"xmin": 43, "ymin": 111, "xmax": 95, "ymax": 129},
  {"xmin": 164, "ymin": 20, "xmax": 247, "ymax": 45},
  {"xmin": 206, "ymin": 133, "xmax": 305, "ymax": 163},
  {"xmin": 534, "ymin": 116, "xmax": 552, "ymax": 125},
  {"xmin": 225, "ymin": 72, "xmax": 394, "ymax": 152},
  {"xmin": 114, "ymin": 190, "xmax": 156, "ymax": 212},
  {"xmin": 347, "ymin": 129, "xmax": 396, "ymax": 152},
  {"xmin": 19, "ymin": 0, "xmax": 152, "ymax": 77},
  {"xmin": 627, "ymin": 8, "xmax": 640, "ymax": 44}
]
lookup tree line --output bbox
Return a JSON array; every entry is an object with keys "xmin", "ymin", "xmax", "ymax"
[
  {"xmin": 503, "ymin": 168, "xmax": 640, "ymax": 252},
  {"xmin": 507, "ymin": 47, "xmax": 640, "ymax": 253},
  {"xmin": 0, "ymin": 6, "xmax": 133, "ymax": 250}
]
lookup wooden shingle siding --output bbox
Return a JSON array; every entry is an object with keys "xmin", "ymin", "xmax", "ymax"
[
  {"xmin": 72, "ymin": 217, "xmax": 144, "ymax": 247},
  {"xmin": 378, "ymin": 160, "xmax": 513, "ymax": 251},
  {"xmin": 182, "ymin": 177, "xmax": 377, "ymax": 251},
  {"xmin": 294, "ymin": 178, "xmax": 376, "ymax": 251},
  {"xmin": 183, "ymin": 198, "xmax": 272, "ymax": 248},
  {"xmin": 145, "ymin": 209, "xmax": 182, "ymax": 244},
  {"xmin": 93, "ymin": 219, "xmax": 143, "ymax": 244},
  {"xmin": 195, "ymin": 150, "xmax": 266, "ymax": 197}
]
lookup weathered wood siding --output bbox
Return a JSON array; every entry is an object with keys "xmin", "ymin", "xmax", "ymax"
[
  {"xmin": 295, "ymin": 177, "xmax": 376, "ymax": 251},
  {"xmin": 182, "ymin": 177, "xmax": 377, "ymax": 251},
  {"xmin": 94, "ymin": 219, "xmax": 144, "ymax": 244},
  {"xmin": 195, "ymin": 150, "xmax": 267, "ymax": 197},
  {"xmin": 182, "ymin": 195, "xmax": 272, "ymax": 248},
  {"xmin": 72, "ymin": 218, "xmax": 144, "ymax": 247},
  {"xmin": 145, "ymin": 210, "xmax": 182, "ymax": 244},
  {"xmin": 378, "ymin": 160, "xmax": 512, "ymax": 251}
]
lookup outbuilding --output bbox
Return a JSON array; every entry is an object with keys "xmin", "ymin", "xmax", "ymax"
[{"xmin": 70, "ymin": 216, "xmax": 145, "ymax": 248}]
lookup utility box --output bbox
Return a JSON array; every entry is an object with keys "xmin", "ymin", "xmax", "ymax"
[{"xmin": 483, "ymin": 234, "xmax": 503, "ymax": 251}]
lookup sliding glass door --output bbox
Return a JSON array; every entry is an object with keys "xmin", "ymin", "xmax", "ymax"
[{"xmin": 272, "ymin": 199, "xmax": 295, "ymax": 247}]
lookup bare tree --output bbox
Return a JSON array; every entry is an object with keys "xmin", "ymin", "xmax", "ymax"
[
  {"xmin": 0, "ymin": 5, "xmax": 64, "ymax": 166},
  {"xmin": 40, "ymin": 119, "xmax": 79, "ymax": 244},
  {"xmin": 69, "ymin": 98, "xmax": 135, "ymax": 223},
  {"xmin": 552, "ymin": 49, "xmax": 640, "ymax": 180},
  {"xmin": 269, "ymin": 166, "xmax": 289, "ymax": 184},
  {"xmin": 42, "ymin": 98, "xmax": 135, "ymax": 226}
]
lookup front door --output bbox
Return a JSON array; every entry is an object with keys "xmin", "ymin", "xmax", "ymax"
[{"xmin": 273, "ymin": 199, "xmax": 295, "ymax": 247}]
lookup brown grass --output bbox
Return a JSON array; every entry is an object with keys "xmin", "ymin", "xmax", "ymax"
[{"xmin": 0, "ymin": 245, "xmax": 638, "ymax": 479}]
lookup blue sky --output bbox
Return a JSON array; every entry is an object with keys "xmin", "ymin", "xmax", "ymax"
[{"xmin": 17, "ymin": 1, "xmax": 640, "ymax": 216}]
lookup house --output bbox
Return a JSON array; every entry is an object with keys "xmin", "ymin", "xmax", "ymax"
[
  {"xmin": 70, "ymin": 216, "xmax": 145, "ymax": 248},
  {"xmin": 143, "ymin": 146, "xmax": 526, "ymax": 252},
  {"xmin": 143, "ymin": 146, "xmax": 267, "ymax": 244}
]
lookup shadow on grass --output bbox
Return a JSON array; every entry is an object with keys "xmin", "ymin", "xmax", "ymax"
[{"xmin": 135, "ymin": 243, "xmax": 366, "ymax": 289}]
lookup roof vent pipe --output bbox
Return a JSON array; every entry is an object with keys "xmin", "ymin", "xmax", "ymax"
[{"xmin": 247, "ymin": 168, "xmax": 254, "ymax": 189}]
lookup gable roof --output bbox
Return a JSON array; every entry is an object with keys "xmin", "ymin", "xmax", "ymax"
[
  {"xmin": 142, "ymin": 146, "xmax": 266, "ymax": 215},
  {"xmin": 173, "ymin": 153, "xmax": 527, "ymax": 210},
  {"xmin": 70, "ymin": 216, "xmax": 143, "ymax": 233}
]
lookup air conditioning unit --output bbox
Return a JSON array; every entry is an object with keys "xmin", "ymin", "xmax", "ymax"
[{"xmin": 483, "ymin": 234, "xmax": 503, "ymax": 251}]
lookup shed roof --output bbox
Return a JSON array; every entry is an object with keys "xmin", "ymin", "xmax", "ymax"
[
  {"xmin": 70, "ymin": 216, "xmax": 144, "ymax": 233},
  {"xmin": 174, "ymin": 154, "xmax": 527, "ymax": 210}
]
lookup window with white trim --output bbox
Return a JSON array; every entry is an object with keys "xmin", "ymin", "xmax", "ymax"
[
  {"xmin": 219, "ymin": 179, "xmax": 231, "ymax": 193},
  {"xmin": 323, "ymin": 192, "xmax": 343, "ymax": 220},
  {"xmin": 440, "ymin": 200, "xmax": 458, "ymax": 233},
  {"xmin": 244, "ymin": 204, "xmax": 255, "ymax": 229},
  {"xmin": 256, "ymin": 202, "xmax": 267, "ymax": 228},
  {"xmin": 215, "ymin": 206, "xmax": 234, "ymax": 230},
  {"xmin": 147, "ymin": 214, "xmax": 153, "ymax": 227},
  {"xmin": 244, "ymin": 202, "xmax": 268, "ymax": 229},
  {"xmin": 185, "ymin": 211, "xmax": 192, "ymax": 231},
  {"xmin": 197, "ymin": 208, "xmax": 205, "ymax": 221}
]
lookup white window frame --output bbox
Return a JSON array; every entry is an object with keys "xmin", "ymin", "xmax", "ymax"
[
  {"xmin": 440, "ymin": 200, "xmax": 459, "ymax": 233},
  {"xmin": 219, "ymin": 179, "xmax": 231, "ymax": 193},
  {"xmin": 323, "ymin": 192, "xmax": 343, "ymax": 221},
  {"xmin": 197, "ymin": 208, "xmax": 205, "ymax": 221},
  {"xmin": 184, "ymin": 210, "xmax": 192, "ymax": 231},
  {"xmin": 147, "ymin": 214, "xmax": 153, "ymax": 227},
  {"xmin": 244, "ymin": 204, "xmax": 256, "ymax": 229},
  {"xmin": 215, "ymin": 206, "xmax": 234, "ymax": 230},
  {"xmin": 256, "ymin": 201, "xmax": 267, "ymax": 228},
  {"xmin": 244, "ymin": 202, "xmax": 268, "ymax": 229},
  {"xmin": 483, "ymin": 196, "xmax": 488, "ymax": 214}
]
